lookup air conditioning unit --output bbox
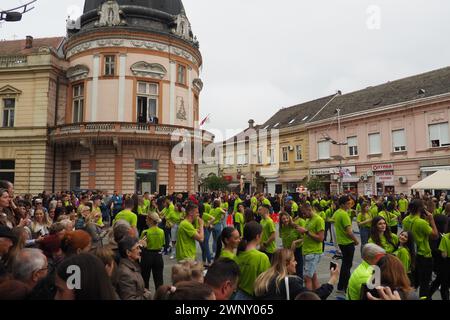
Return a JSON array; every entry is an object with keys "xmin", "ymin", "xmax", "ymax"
[
  {"xmin": 399, "ymin": 176, "xmax": 408, "ymax": 184},
  {"xmin": 288, "ymin": 145, "xmax": 294, "ymax": 151}
]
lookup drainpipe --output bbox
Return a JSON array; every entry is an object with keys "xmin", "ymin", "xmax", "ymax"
[{"xmin": 51, "ymin": 76, "xmax": 60, "ymax": 193}]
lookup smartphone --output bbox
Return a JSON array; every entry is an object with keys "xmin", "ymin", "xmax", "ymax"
[{"xmin": 330, "ymin": 261, "xmax": 337, "ymax": 271}]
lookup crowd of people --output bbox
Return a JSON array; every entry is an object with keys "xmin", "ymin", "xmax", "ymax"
[{"xmin": 0, "ymin": 179, "xmax": 449, "ymax": 301}]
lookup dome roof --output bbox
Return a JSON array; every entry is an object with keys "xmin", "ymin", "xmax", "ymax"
[{"xmin": 83, "ymin": 0, "xmax": 184, "ymax": 16}]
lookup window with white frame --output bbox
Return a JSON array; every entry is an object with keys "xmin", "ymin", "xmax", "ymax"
[
  {"xmin": 429, "ymin": 123, "xmax": 450, "ymax": 148},
  {"xmin": 269, "ymin": 148, "xmax": 276, "ymax": 164},
  {"xmin": 281, "ymin": 147, "xmax": 289, "ymax": 162},
  {"xmin": 72, "ymin": 84, "xmax": 84, "ymax": 123},
  {"xmin": 104, "ymin": 55, "xmax": 115, "ymax": 76},
  {"xmin": 318, "ymin": 141, "xmax": 330, "ymax": 160},
  {"xmin": 392, "ymin": 129, "xmax": 406, "ymax": 152},
  {"xmin": 295, "ymin": 145, "xmax": 302, "ymax": 161},
  {"xmin": 225, "ymin": 154, "xmax": 234, "ymax": 166},
  {"xmin": 347, "ymin": 136, "xmax": 358, "ymax": 156},
  {"xmin": 137, "ymin": 82, "xmax": 158, "ymax": 123},
  {"xmin": 237, "ymin": 154, "xmax": 247, "ymax": 165},
  {"xmin": 368, "ymin": 133, "xmax": 381, "ymax": 154},
  {"xmin": 257, "ymin": 150, "xmax": 263, "ymax": 164},
  {"xmin": 2, "ymin": 98, "xmax": 15, "ymax": 128}
]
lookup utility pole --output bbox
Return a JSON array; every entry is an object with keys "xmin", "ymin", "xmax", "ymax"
[{"xmin": 337, "ymin": 108, "xmax": 343, "ymax": 195}]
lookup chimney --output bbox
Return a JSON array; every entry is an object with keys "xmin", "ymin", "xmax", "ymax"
[
  {"xmin": 25, "ymin": 36, "xmax": 33, "ymax": 49},
  {"xmin": 248, "ymin": 119, "xmax": 255, "ymax": 129}
]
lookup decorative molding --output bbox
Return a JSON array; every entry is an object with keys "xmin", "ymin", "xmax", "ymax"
[
  {"xmin": 95, "ymin": 0, "xmax": 126, "ymax": 28},
  {"xmin": 66, "ymin": 64, "xmax": 90, "ymax": 82},
  {"xmin": 66, "ymin": 39, "xmax": 199, "ymax": 66},
  {"xmin": 38, "ymin": 47, "xmax": 51, "ymax": 54},
  {"xmin": 429, "ymin": 112, "xmax": 446, "ymax": 123},
  {"xmin": 176, "ymin": 97, "xmax": 187, "ymax": 121},
  {"xmin": 130, "ymin": 61, "xmax": 167, "ymax": 79},
  {"xmin": 0, "ymin": 85, "xmax": 22, "ymax": 96},
  {"xmin": 192, "ymin": 78, "xmax": 203, "ymax": 92}
]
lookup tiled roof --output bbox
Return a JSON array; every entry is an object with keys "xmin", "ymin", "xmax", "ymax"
[
  {"xmin": 262, "ymin": 65, "xmax": 450, "ymax": 129},
  {"xmin": 0, "ymin": 37, "xmax": 65, "ymax": 56}
]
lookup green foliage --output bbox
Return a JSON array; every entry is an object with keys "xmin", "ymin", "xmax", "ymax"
[
  {"xmin": 306, "ymin": 177, "xmax": 326, "ymax": 192},
  {"xmin": 203, "ymin": 175, "xmax": 229, "ymax": 191}
]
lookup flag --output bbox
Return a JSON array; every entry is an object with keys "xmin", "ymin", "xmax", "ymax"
[{"xmin": 200, "ymin": 114, "xmax": 210, "ymax": 126}]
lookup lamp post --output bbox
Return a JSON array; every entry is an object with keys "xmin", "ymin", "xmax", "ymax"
[
  {"xmin": 328, "ymin": 108, "xmax": 347, "ymax": 195},
  {"xmin": 0, "ymin": 1, "xmax": 37, "ymax": 22}
]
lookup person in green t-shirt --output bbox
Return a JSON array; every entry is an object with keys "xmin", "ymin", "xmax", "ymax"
[
  {"xmin": 394, "ymin": 231, "xmax": 415, "ymax": 276},
  {"xmin": 356, "ymin": 202, "xmax": 372, "ymax": 256},
  {"xmin": 215, "ymin": 226, "xmax": 240, "ymax": 262},
  {"xmin": 211, "ymin": 199, "xmax": 227, "ymax": 256},
  {"xmin": 113, "ymin": 198, "xmax": 138, "ymax": 229},
  {"xmin": 437, "ymin": 232, "xmax": 450, "ymax": 299},
  {"xmin": 140, "ymin": 212, "xmax": 165, "ymax": 290},
  {"xmin": 294, "ymin": 203, "xmax": 325, "ymax": 290},
  {"xmin": 251, "ymin": 193, "xmax": 259, "ymax": 213},
  {"xmin": 324, "ymin": 201, "xmax": 336, "ymax": 243},
  {"xmin": 397, "ymin": 194, "xmax": 409, "ymax": 221},
  {"xmin": 166, "ymin": 202, "xmax": 184, "ymax": 260},
  {"xmin": 368, "ymin": 216, "xmax": 399, "ymax": 254},
  {"xmin": 347, "ymin": 243, "xmax": 386, "ymax": 300},
  {"xmin": 176, "ymin": 203, "xmax": 204, "ymax": 262},
  {"xmin": 258, "ymin": 204, "xmax": 276, "ymax": 261},
  {"xmin": 235, "ymin": 221, "xmax": 271, "ymax": 299},
  {"xmin": 334, "ymin": 195, "xmax": 359, "ymax": 293},
  {"xmin": 136, "ymin": 195, "xmax": 148, "ymax": 234},
  {"xmin": 404, "ymin": 199, "xmax": 438, "ymax": 299},
  {"xmin": 234, "ymin": 203, "xmax": 245, "ymax": 237}
]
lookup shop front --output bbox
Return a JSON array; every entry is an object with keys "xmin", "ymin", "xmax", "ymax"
[
  {"xmin": 310, "ymin": 166, "xmax": 356, "ymax": 195},
  {"xmin": 372, "ymin": 164, "xmax": 395, "ymax": 195}
]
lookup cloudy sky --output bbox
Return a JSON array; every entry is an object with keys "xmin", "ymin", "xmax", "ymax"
[{"xmin": 2, "ymin": 0, "xmax": 450, "ymax": 140}]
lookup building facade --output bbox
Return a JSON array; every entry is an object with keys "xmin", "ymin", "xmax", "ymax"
[{"xmin": 0, "ymin": 0, "xmax": 212, "ymax": 195}]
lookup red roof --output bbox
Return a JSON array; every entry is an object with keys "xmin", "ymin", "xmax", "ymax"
[{"xmin": 0, "ymin": 37, "xmax": 65, "ymax": 56}]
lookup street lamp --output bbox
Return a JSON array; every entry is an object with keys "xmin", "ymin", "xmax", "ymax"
[{"xmin": 0, "ymin": 1, "xmax": 37, "ymax": 22}]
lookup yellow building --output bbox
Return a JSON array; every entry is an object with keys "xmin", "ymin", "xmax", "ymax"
[{"xmin": 0, "ymin": 37, "xmax": 67, "ymax": 194}]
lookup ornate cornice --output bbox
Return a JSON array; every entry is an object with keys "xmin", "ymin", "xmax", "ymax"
[
  {"xmin": 66, "ymin": 64, "xmax": 90, "ymax": 82},
  {"xmin": 130, "ymin": 61, "xmax": 167, "ymax": 79},
  {"xmin": 66, "ymin": 38, "xmax": 200, "ymax": 67}
]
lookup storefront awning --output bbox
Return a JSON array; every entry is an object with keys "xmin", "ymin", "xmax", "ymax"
[{"xmin": 411, "ymin": 170, "xmax": 450, "ymax": 189}]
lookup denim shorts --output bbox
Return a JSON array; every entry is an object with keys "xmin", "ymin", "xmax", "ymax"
[
  {"xmin": 303, "ymin": 253, "xmax": 322, "ymax": 278},
  {"xmin": 170, "ymin": 223, "xmax": 179, "ymax": 241}
]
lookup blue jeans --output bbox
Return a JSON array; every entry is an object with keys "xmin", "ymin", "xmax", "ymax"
[
  {"xmin": 201, "ymin": 227, "xmax": 212, "ymax": 264},
  {"xmin": 212, "ymin": 223, "xmax": 223, "ymax": 255},
  {"xmin": 359, "ymin": 227, "xmax": 370, "ymax": 255}
]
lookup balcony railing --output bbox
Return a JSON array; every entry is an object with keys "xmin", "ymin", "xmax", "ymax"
[{"xmin": 50, "ymin": 122, "xmax": 214, "ymax": 143}]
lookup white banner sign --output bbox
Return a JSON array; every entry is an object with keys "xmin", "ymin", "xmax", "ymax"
[{"xmin": 310, "ymin": 166, "xmax": 356, "ymax": 176}]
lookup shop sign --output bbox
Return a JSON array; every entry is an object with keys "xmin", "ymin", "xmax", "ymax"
[
  {"xmin": 372, "ymin": 164, "xmax": 394, "ymax": 171},
  {"xmin": 310, "ymin": 166, "xmax": 356, "ymax": 176},
  {"xmin": 375, "ymin": 175, "xmax": 395, "ymax": 185}
]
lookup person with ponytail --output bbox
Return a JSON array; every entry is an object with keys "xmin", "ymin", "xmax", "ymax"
[
  {"xmin": 234, "ymin": 221, "xmax": 270, "ymax": 300},
  {"xmin": 215, "ymin": 227, "xmax": 240, "ymax": 262}
]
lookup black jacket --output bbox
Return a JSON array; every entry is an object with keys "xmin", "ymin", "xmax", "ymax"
[{"xmin": 256, "ymin": 276, "xmax": 333, "ymax": 300}]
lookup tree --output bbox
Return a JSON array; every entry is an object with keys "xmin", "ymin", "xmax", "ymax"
[
  {"xmin": 306, "ymin": 177, "xmax": 325, "ymax": 192},
  {"xmin": 203, "ymin": 175, "xmax": 229, "ymax": 191}
]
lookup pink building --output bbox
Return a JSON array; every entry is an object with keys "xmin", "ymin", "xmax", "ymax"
[{"xmin": 307, "ymin": 66, "xmax": 450, "ymax": 195}]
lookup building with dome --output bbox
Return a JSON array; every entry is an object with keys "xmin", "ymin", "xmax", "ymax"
[{"xmin": 0, "ymin": 0, "xmax": 212, "ymax": 195}]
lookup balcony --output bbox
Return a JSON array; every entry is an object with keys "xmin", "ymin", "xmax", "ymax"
[{"xmin": 49, "ymin": 122, "xmax": 214, "ymax": 145}]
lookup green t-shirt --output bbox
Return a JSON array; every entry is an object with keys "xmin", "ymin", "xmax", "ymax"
[
  {"xmin": 166, "ymin": 210, "xmax": 182, "ymax": 225},
  {"xmin": 302, "ymin": 213, "xmax": 325, "ymax": 255},
  {"xmin": 234, "ymin": 198, "xmax": 243, "ymax": 213},
  {"xmin": 234, "ymin": 212, "xmax": 245, "ymax": 235},
  {"xmin": 251, "ymin": 197, "xmax": 258, "ymax": 213},
  {"xmin": 404, "ymin": 215, "xmax": 433, "ymax": 258},
  {"xmin": 176, "ymin": 219, "xmax": 198, "ymax": 261},
  {"xmin": 143, "ymin": 199, "xmax": 150, "ymax": 212},
  {"xmin": 221, "ymin": 202, "xmax": 229, "ymax": 211},
  {"xmin": 220, "ymin": 249, "xmax": 237, "ymax": 262},
  {"xmin": 325, "ymin": 208, "xmax": 335, "ymax": 222},
  {"xmin": 398, "ymin": 199, "xmax": 408, "ymax": 213},
  {"xmin": 368, "ymin": 233, "xmax": 399, "ymax": 254},
  {"xmin": 141, "ymin": 226, "xmax": 165, "ymax": 250},
  {"xmin": 320, "ymin": 199, "xmax": 329, "ymax": 210},
  {"xmin": 137, "ymin": 205, "xmax": 147, "ymax": 216},
  {"xmin": 394, "ymin": 247, "xmax": 411, "ymax": 274},
  {"xmin": 280, "ymin": 225, "xmax": 299, "ymax": 249},
  {"xmin": 204, "ymin": 203, "xmax": 212, "ymax": 214},
  {"xmin": 261, "ymin": 198, "xmax": 272, "ymax": 208},
  {"xmin": 438, "ymin": 233, "xmax": 450, "ymax": 257},
  {"xmin": 402, "ymin": 215, "xmax": 412, "ymax": 231},
  {"xmin": 294, "ymin": 217, "xmax": 307, "ymax": 248},
  {"xmin": 236, "ymin": 249, "xmax": 271, "ymax": 296},
  {"xmin": 357, "ymin": 212, "xmax": 371, "ymax": 228},
  {"xmin": 113, "ymin": 209, "xmax": 137, "ymax": 228},
  {"xmin": 260, "ymin": 216, "xmax": 276, "ymax": 254},
  {"xmin": 202, "ymin": 212, "xmax": 215, "ymax": 226},
  {"xmin": 161, "ymin": 203, "xmax": 175, "ymax": 218},
  {"xmin": 333, "ymin": 208, "xmax": 354, "ymax": 245},
  {"xmin": 347, "ymin": 261, "xmax": 374, "ymax": 300},
  {"xmin": 211, "ymin": 207, "xmax": 224, "ymax": 225},
  {"xmin": 369, "ymin": 205, "xmax": 379, "ymax": 219},
  {"xmin": 291, "ymin": 202, "xmax": 299, "ymax": 216}
]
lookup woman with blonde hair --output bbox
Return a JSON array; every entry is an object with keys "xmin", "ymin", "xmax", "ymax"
[
  {"xmin": 30, "ymin": 208, "xmax": 51, "ymax": 239},
  {"xmin": 254, "ymin": 248, "xmax": 339, "ymax": 300}
]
